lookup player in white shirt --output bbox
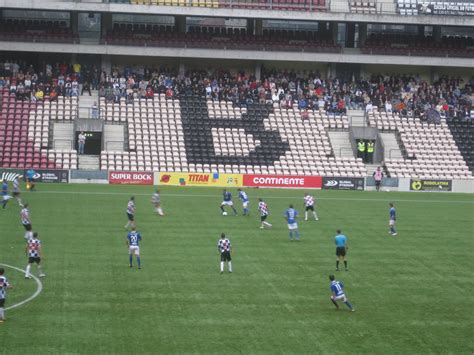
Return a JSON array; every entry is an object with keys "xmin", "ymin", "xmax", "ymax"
[
  {"xmin": 124, "ymin": 196, "xmax": 136, "ymax": 230},
  {"xmin": 151, "ymin": 189, "xmax": 164, "ymax": 216},
  {"xmin": 303, "ymin": 193, "xmax": 319, "ymax": 221},
  {"xmin": 20, "ymin": 203, "xmax": 33, "ymax": 240},
  {"xmin": 12, "ymin": 176, "xmax": 24, "ymax": 207}
]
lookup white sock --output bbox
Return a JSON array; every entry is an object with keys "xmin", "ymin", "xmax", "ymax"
[
  {"xmin": 220, "ymin": 261, "xmax": 224, "ymax": 272},
  {"xmin": 157, "ymin": 208, "xmax": 163, "ymax": 216},
  {"xmin": 26, "ymin": 264, "xmax": 31, "ymax": 277},
  {"xmin": 0, "ymin": 307, "xmax": 4, "ymax": 320},
  {"xmin": 228, "ymin": 261, "xmax": 232, "ymax": 272},
  {"xmin": 313, "ymin": 211, "xmax": 318, "ymax": 219},
  {"xmin": 264, "ymin": 221, "xmax": 272, "ymax": 227},
  {"xmin": 38, "ymin": 265, "xmax": 43, "ymax": 275},
  {"xmin": 305, "ymin": 211, "xmax": 308, "ymax": 220}
]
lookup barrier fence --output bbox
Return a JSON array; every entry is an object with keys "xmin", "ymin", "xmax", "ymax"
[{"xmin": 0, "ymin": 168, "xmax": 472, "ymax": 193}]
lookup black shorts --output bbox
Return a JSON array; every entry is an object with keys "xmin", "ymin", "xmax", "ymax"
[
  {"xmin": 375, "ymin": 180, "xmax": 382, "ymax": 186},
  {"xmin": 23, "ymin": 224, "xmax": 32, "ymax": 231},
  {"xmin": 0, "ymin": 299, "xmax": 4, "ymax": 307},
  {"xmin": 305, "ymin": 206, "xmax": 314, "ymax": 211},
  {"xmin": 13, "ymin": 192, "xmax": 20, "ymax": 197},
  {"xmin": 220, "ymin": 251, "xmax": 231, "ymax": 262},
  {"xmin": 336, "ymin": 247, "xmax": 346, "ymax": 257},
  {"xmin": 260, "ymin": 215, "xmax": 267, "ymax": 222},
  {"xmin": 28, "ymin": 257, "xmax": 41, "ymax": 264},
  {"xmin": 127, "ymin": 213, "xmax": 134, "ymax": 221}
]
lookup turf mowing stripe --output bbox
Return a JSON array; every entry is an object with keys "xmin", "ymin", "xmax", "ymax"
[
  {"xmin": 31, "ymin": 190, "xmax": 474, "ymax": 204},
  {"xmin": 0, "ymin": 263, "xmax": 43, "ymax": 311}
]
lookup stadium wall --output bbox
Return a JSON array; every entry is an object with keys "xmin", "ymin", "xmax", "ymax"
[{"xmin": 2, "ymin": 0, "xmax": 474, "ymax": 27}]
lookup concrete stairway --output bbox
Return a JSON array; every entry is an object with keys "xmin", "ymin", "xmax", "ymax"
[
  {"xmin": 103, "ymin": 124, "xmax": 125, "ymax": 152},
  {"xmin": 79, "ymin": 155, "xmax": 100, "ymax": 170},
  {"xmin": 328, "ymin": 131, "xmax": 355, "ymax": 158},
  {"xmin": 53, "ymin": 122, "xmax": 75, "ymax": 150},
  {"xmin": 347, "ymin": 109, "xmax": 366, "ymax": 127},
  {"xmin": 365, "ymin": 163, "xmax": 380, "ymax": 176},
  {"xmin": 379, "ymin": 133, "xmax": 404, "ymax": 160},
  {"xmin": 79, "ymin": 90, "xmax": 99, "ymax": 119}
]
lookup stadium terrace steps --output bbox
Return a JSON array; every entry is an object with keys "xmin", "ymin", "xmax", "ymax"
[
  {"xmin": 104, "ymin": 124, "xmax": 125, "ymax": 152},
  {"xmin": 79, "ymin": 92, "xmax": 99, "ymax": 119},
  {"xmin": 328, "ymin": 131, "xmax": 355, "ymax": 159},
  {"xmin": 347, "ymin": 109, "xmax": 366, "ymax": 127},
  {"xmin": 365, "ymin": 163, "xmax": 381, "ymax": 176},
  {"xmin": 52, "ymin": 122, "xmax": 75, "ymax": 150},
  {"xmin": 79, "ymin": 155, "xmax": 100, "ymax": 170},
  {"xmin": 379, "ymin": 133, "xmax": 404, "ymax": 160}
]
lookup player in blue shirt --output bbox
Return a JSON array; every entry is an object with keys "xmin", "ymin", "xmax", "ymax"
[
  {"xmin": 1, "ymin": 181, "xmax": 12, "ymax": 209},
  {"xmin": 220, "ymin": 189, "xmax": 238, "ymax": 216},
  {"xmin": 126, "ymin": 228, "xmax": 142, "ymax": 269},
  {"xmin": 237, "ymin": 188, "xmax": 249, "ymax": 216},
  {"xmin": 329, "ymin": 275, "xmax": 354, "ymax": 311},
  {"xmin": 334, "ymin": 229, "xmax": 349, "ymax": 271},
  {"xmin": 285, "ymin": 204, "xmax": 300, "ymax": 241},
  {"xmin": 389, "ymin": 203, "xmax": 397, "ymax": 236}
]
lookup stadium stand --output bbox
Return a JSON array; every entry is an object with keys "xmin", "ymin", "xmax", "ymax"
[
  {"xmin": 109, "ymin": 0, "xmax": 328, "ymax": 11},
  {"xmin": 98, "ymin": 93, "xmax": 366, "ymax": 176},
  {"xmin": 2, "ymin": 58, "xmax": 471, "ymax": 179},
  {"xmin": 101, "ymin": 24, "xmax": 341, "ymax": 53},
  {"xmin": 0, "ymin": 88, "xmax": 78, "ymax": 169},
  {"xmin": 368, "ymin": 109, "xmax": 472, "ymax": 179},
  {"xmin": 348, "ymin": 1, "xmax": 377, "ymax": 14},
  {"xmin": 0, "ymin": 19, "xmax": 77, "ymax": 44},
  {"xmin": 447, "ymin": 118, "xmax": 474, "ymax": 172},
  {"xmin": 397, "ymin": 0, "xmax": 474, "ymax": 16},
  {"xmin": 361, "ymin": 34, "xmax": 474, "ymax": 58}
]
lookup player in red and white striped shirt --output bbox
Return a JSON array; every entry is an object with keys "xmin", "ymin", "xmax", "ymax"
[
  {"xmin": 258, "ymin": 198, "xmax": 272, "ymax": 229},
  {"xmin": 304, "ymin": 193, "xmax": 319, "ymax": 221},
  {"xmin": 217, "ymin": 233, "xmax": 232, "ymax": 273},
  {"xmin": 25, "ymin": 232, "xmax": 45, "ymax": 279}
]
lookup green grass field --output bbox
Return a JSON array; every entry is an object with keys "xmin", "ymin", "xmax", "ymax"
[{"xmin": 0, "ymin": 183, "xmax": 473, "ymax": 354}]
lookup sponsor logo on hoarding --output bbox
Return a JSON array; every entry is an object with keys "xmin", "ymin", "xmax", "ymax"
[
  {"xmin": 0, "ymin": 169, "xmax": 24, "ymax": 182},
  {"xmin": 324, "ymin": 180, "xmax": 338, "ymax": 187},
  {"xmin": 158, "ymin": 173, "xmax": 242, "ymax": 187},
  {"xmin": 410, "ymin": 179, "xmax": 452, "ymax": 191},
  {"xmin": 322, "ymin": 177, "xmax": 365, "ymax": 190},
  {"xmin": 109, "ymin": 171, "xmax": 153, "ymax": 185},
  {"xmin": 243, "ymin": 174, "xmax": 322, "ymax": 188},
  {"xmin": 25, "ymin": 169, "xmax": 69, "ymax": 183}
]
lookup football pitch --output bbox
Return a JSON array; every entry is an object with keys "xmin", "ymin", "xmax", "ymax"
[{"xmin": 0, "ymin": 183, "xmax": 473, "ymax": 354}]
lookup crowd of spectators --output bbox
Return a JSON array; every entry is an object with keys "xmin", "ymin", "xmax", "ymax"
[
  {"xmin": 0, "ymin": 60, "xmax": 100, "ymax": 102},
  {"xmin": 1, "ymin": 60, "xmax": 472, "ymax": 122},
  {"xmin": 98, "ymin": 64, "xmax": 473, "ymax": 121}
]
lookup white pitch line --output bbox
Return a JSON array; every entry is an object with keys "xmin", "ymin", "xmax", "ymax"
[
  {"xmin": 0, "ymin": 263, "xmax": 43, "ymax": 311},
  {"xmin": 31, "ymin": 189, "xmax": 474, "ymax": 204}
]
